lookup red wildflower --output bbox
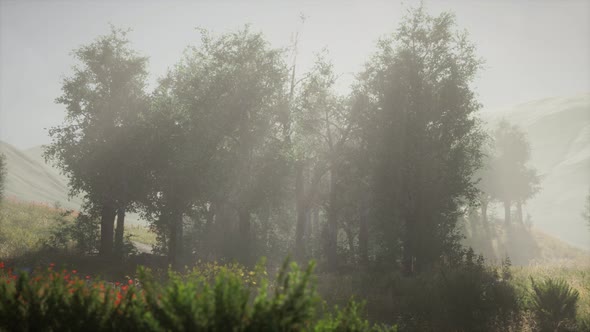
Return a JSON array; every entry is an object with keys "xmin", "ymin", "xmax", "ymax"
[
  {"xmin": 115, "ymin": 282, "xmax": 120, "ymax": 286},
  {"xmin": 85, "ymin": 275, "xmax": 91, "ymax": 280},
  {"xmin": 72, "ymin": 270, "xmax": 77, "ymax": 274},
  {"xmin": 49, "ymin": 263, "xmax": 55, "ymax": 268},
  {"xmin": 0, "ymin": 262, "xmax": 4, "ymax": 269},
  {"xmin": 128, "ymin": 279, "xmax": 133, "ymax": 285}
]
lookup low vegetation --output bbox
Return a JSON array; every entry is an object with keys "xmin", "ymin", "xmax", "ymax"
[
  {"xmin": 0, "ymin": 260, "xmax": 395, "ymax": 332},
  {"xmin": 0, "ymin": 199, "xmax": 155, "ymax": 260},
  {"xmin": 3, "ymin": 193, "xmax": 590, "ymax": 331}
]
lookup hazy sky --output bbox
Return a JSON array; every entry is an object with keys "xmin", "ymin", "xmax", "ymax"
[{"xmin": 1, "ymin": 0, "xmax": 589, "ymax": 149}]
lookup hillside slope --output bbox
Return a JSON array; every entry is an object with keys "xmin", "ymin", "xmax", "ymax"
[
  {"xmin": 480, "ymin": 93, "xmax": 590, "ymax": 250},
  {"xmin": 0, "ymin": 141, "xmax": 145, "ymax": 225},
  {"xmin": 0, "ymin": 141, "xmax": 82, "ymax": 210}
]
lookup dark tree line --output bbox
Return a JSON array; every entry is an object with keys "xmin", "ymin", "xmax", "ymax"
[{"xmin": 44, "ymin": 8, "xmax": 537, "ymax": 272}]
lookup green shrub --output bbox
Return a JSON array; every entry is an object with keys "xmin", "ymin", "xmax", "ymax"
[
  {"xmin": 317, "ymin": 250, "xmax": 522, "ymax": 331},
  {"xmin": 385, "ymin": 250, "xmax": 520, "ymax": 331},
  {"xmin": 41, "ymin": 211, "xmax": 137, "ymax": 258},
  {"xmin": 530, "ymin": 277, "xmax": 580, "ymax": 332},
  {"xmin": 0, "ymin": 259, "xmax": 394, "ymax": 331},
  {"xmin": 314, "ymin": 301, "xmax": 396, "ymax": 332}
]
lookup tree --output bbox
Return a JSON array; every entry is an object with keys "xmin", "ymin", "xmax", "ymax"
[
  {"xmin": 144, "ymin": 27, "xmax": 290, "ymax": 267},
  {"xmin": 45, "ymin": 27, "xmax": 149, "ymax": 257},
  {"xmin": 357, "ymin": 6, "xmax": 485, "ymax": 272},
  {"xmin": 0, "ymin": 153, "xmax": 6, "ymax": 203},
  {"xmin": 293, "ymin": 53, "xmax": 357, "ymax": 268},
  {"xmin": 474, "ymin": 140, "xmax": 495, "ymax": 231},
  {"xmin": 488, "ymin": 120, "xmax": 540, "ymax": 225}
]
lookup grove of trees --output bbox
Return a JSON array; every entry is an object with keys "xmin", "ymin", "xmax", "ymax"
[
  {"xmin": 44, "ymin": 7, "xmax": 540, "ymax": 273},
  {"xmin": 477, "ymin": 120, "xmax": 540, "ymax": 227}
]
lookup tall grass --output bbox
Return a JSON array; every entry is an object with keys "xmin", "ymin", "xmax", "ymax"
[{"xmin": 511, "ymin": 263, "xmax": 590, "ymax": 326}]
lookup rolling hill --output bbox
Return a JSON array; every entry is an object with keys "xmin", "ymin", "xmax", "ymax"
[
  {"xmin": 480, "ymin": 93, "xmax": 590, "ymax": 250},
  {"xmin": 0, "ymin": 141, "xmax": 145, "ymax": 225},
  {"xmin": 0, "ymin": 141, "xmax": 83, "ymax": 210}
]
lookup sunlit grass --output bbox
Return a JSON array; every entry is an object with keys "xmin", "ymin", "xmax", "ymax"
[
  {"xmin": 511, "ymin": 262, "xmax": 590, "ymax": 321},
  {"xmin": 0, "ymin": 199, "xmax": 67, "ymax": 258},
  {"xmin": 126, "ymin": 224, "xmax": 156, "ymax": 246},
  {"xmin": 0, "ymin": 199, "xmax": 155, "ymax": 258}
]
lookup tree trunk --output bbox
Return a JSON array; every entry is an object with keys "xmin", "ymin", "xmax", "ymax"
[
  {"xmin": 99, "ymin": 205, "xmax": 116, "ymax": 257},
  {"xmin": 481, "ymin": 200, "xmax": 489, "ymax": 233},
  {"xmin": 238, "ymin": 208, "xmax": 251, "ymax": 264},
  {"xmin": 469, "ymin": 207, "xmax": 478, "ymax": 237},
  {"xmin": 168, "ymin": 210, "xmax": 183, "ymax": 271},
  {"xmin": 358, "ymin": 198, "xmax": 369, "ymax": 266},
  {"xmin": 517, "ymin": 201, "xmax": 524, "ymax": 225},
  {"xmin": 345, "ymin": 227, "xmax": 355, "ymax": 259},
  {"xmin": 504, "ymin": 200, "xmax": 511, "ymax": 225},
  {"xmin": 325, "ymin": 170, "xmax": 338, "ymax": 270},
  {"xmin": 402, "ymin": 218, "xmax": 416, "ymax": 275},
  {"xmin": 294, "ymin": 161, "xmax": 307, "ymax": 261},
  {"xmin": 114, "ymin": 207, "xmax": 125, "ymax": 258}
]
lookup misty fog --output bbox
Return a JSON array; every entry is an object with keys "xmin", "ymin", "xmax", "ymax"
[{"xmin": 0, "ymin": 1, "xmax": 589, "ymax": 331}]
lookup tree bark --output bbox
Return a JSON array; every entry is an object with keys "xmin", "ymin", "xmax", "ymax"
[
  {"xmin": 469, "ymin": 207, "xmax": 478, "ymax": 237},
  {"xmin": 345, "ymin": 227, "xmax": 355, "ymax": 259},
  {"xmin": 358, "ymin": 198, "xmax": 369, "ymax": 266},
  {"xmin": 516, "ymin": 201, "xmax": 524, "ymax": 225},
  {"xmin": 168, "ymin": 210, "xmax": 183, "ymax": 270},
  {"xmin": 99, "ymin": 205, "xmax": 117, "ymax": 257},
  {"xmin": 238, "ymin": 208, "xmax": 251, "ymax": 264},
  {"xmin": 504, "ymin": 200, "xmax": 511, "ymax": 225},
  {"xmin": 114, "ymin": 207, "xmax": 125, "ymax": 258},
  {"xmin": 481, "ymin": 200, "xmax": 489, "ymax": 233},
  {"xmin": 325, "ymin": 169, "xmax": 338, "ymax": 270},
  {"xmin": 294, "ymin": 161, "xmax": 307, "ymax": 261}
]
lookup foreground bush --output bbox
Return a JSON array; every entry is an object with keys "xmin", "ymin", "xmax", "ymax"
[
  {"xmin": 0, "ymin": 260, "xmax": 394, "ymax": 331},
  {"xmin": 394, "ymin": 252, "xmax": 521, "ymax": 331},
  {"xmin": 318, "ymin": 250, "xmax": 522, "ymax": 331},
  {"xmin": 530, "ymin": 277, "xmax": 580, "ymax": 332}
]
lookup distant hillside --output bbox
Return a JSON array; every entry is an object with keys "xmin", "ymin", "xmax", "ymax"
[
  {"xmin": 464, "ymin": 220, "xmax": 590, "ymax": 266},
  {"xmin": 0, "ymin": 141, "xmax": 82, "ymax": 210},
  {"xmin": 480, "ymin": 93, "xmax": 590, "ymax": 250},
  {"xmin": 0, "ymin": 141, "xmax": 145, "ymax": 225}
]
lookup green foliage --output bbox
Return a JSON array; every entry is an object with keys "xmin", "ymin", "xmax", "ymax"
[
  {"xmin": 317, "ymin": 251, "xmax": 522, "ymax": 331},
  {"xmin": 45, "ymin": 25, "xmax": 150, "ymax": 256},
  {"xmin": 0, "ymin": 259, "xmax": 391, "ymax": 331},
  {"xmin": 482, "ymin": 120, "xmax": 541, "ymax": 224},
  {"xmin": 530, "ymin": 277, "xmax": 580, "ymax": 331},
  {"xmin": 42, "ymin": 210, "xmax": 139, "ymax": 258},
  {"xmin": 356, "ymin": 4, "xmax": 486, "ymax": 270},
  {"xmin": 314, "ymin": 301, "xmax": 396, "ymax": 332},
  {"xmin": 393, "ymin": 251, "xmax": 521, "ymax": 331}
]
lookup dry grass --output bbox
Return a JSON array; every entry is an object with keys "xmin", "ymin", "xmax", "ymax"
[
  {"xmin": 0, "ymin": 199, "xmax": 155, "ymax": 259},
  {"xmin": 510, "ymin": 260, "xmax": 590, "ymax": 322}
]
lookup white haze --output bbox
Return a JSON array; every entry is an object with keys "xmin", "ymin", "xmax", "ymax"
[{"xmin": 0, "ymin": 0, "xmax": 589, "ymax": 250}]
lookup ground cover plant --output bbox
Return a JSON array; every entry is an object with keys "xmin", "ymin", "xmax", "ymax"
[{"xmin": 0, "ymin": 260, "xmax": 395, "ymax": 332}]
